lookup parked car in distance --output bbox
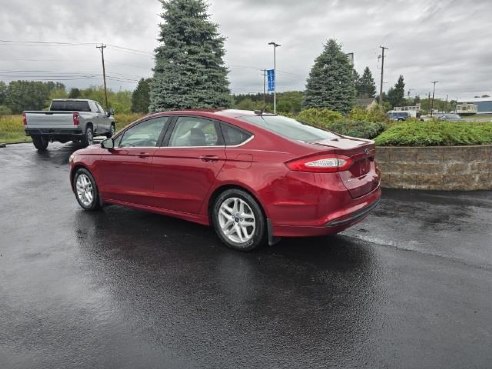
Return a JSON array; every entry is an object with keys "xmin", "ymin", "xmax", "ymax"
[
  {"xmin": 23, "ymin": 99, "xmax": 115, "ymax": 151},
  {"xmin": 436, "ymin": 113, "xmax": 463, "ymax": 122},
  {"xmin": 69, "ymin": 110, "xmax": 381, "ymax": 251},
  {"xmin": 387, "ymin": 111, "xmax": 410, "ymax": 121}
]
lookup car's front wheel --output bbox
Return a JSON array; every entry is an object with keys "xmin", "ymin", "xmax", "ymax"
[
  {"xmin": 212, "ymin": 189, "xmax": 266, "ymax": 251},
  {"xmin": 73, "ymin": 168, "xmax": 101, "ymax": 211}
]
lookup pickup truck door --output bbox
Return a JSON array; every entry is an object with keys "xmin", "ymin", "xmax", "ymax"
[
  {"xmin": 95, "ymin": 102, "xmax": 110, "ymax": 133},
  {"xmin": 95, "ymin": 116, "xmax": 170, "ymax": 206}
]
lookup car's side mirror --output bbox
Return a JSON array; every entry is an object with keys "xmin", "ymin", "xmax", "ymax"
[{"xmin": 101, "ymin": 138, "xmax": 114, "ymax": 150}]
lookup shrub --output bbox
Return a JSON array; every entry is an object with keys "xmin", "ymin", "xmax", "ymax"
[
  {"xmin": 349, "ymin": 105, "xmax": 387, "ymax": 123},
  {"xmin": 374, "ymin": 121, "xmax": 492, "ymax": 146},
  {"xmin": 297, "ymin": 108, "xmax": 343, "ymax": 129},
  {"xmin": 329, "ymin": 120, "xmax": 386, "ymax": 139}
]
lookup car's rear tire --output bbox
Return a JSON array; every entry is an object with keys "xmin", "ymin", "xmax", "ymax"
[
  {"xmin": 82, "ymin": 125, "xmax": 94, "ymax": 147},
  {"xmin": 32, "ymin": 135, "xmax": 48, "ymax": 151},
  {"xmin": 106, "ymin": 123, "xmax": 115, "ymax": 138},
  {"xmin": 212, "ymin": 189, "xmax": 266, "ymax": 251},
  {"xmin": 73, "ymin": 168, "xmax": 101, "ymax": 211}
]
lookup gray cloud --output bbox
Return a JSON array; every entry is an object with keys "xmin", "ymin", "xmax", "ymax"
[{"xmin": 0, "ymin": 0, "xmax": 490, "ymax": 99}]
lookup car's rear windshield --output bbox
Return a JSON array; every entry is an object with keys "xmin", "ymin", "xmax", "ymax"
[
  {"xmin": 50, "ymin": 100, "xmax": 91, "ymax": 112},
  {"xmin": 238, "ymin": 115, "xmax": 338, "ymax": 142}
]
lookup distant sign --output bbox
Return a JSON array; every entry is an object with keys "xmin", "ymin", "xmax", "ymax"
[{"xmin": 267, "ymin": 69, "xmax": 275, "ymax": 92}]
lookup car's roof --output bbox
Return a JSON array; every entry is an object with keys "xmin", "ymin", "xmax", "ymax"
[
  {"xmin": 52, "ymin": 99, "xmax": 93, "ymax": 102},
  {"xmin": 144, "ymin": 109, "xmax": 275, "ymax": 120}
]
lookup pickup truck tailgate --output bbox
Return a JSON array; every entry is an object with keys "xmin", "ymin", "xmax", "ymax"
[{"xmin": 25, "ymin": 111, "xmax": 77, "ymax": 129}]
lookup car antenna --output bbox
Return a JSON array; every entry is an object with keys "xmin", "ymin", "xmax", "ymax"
[{"xmin": 254, "ymin": 104, "xmax": 270, "ymax": 116}]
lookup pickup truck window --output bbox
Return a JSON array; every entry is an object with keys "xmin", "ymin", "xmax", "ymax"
[
  {"xmin": 96, "ymin": 103, "xmax": 105, "ymax": 114},
  {"xmin": 50, "ymin": 100, "xmax": 91, "ymax": 112}
]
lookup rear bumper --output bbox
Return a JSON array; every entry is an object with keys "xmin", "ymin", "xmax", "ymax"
[
  {"xmin": 270, "ymin": 186, "xmax": 381, "ymax": 237},
  {"xmin": 25, "ymin": 128, "xmax": 83, "ymax": 136}
]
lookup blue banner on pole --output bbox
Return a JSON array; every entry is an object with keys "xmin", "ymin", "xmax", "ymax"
[{"xmin": 267, "ymin": 69, "xmax": 275, "ymax": 92}]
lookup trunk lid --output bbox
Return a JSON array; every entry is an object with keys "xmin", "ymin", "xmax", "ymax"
[{"xmin": 313, "ymin": 136, "xmax": 380, "ymax": 198}]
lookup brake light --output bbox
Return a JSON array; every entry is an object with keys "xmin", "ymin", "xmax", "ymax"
[
  {"xmin": 73, "ymin": 112, "xmax": 80, "ymax": 126},
  {"xmin": 286, "ymin": 154, "xmax": 353, "ymax": 173},
  {"xmin": 22, "ymin": 112, "xmax": 27, "ymax": 126}
]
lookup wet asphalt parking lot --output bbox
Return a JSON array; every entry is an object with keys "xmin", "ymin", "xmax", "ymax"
[{"xmin": 1, "ymin": 142, "xmax": 491, "ymax": 369}]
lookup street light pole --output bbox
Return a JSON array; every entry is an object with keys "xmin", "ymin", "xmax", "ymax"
[
  {"xmin": 379, "ymin": 46, "xmax": 388, "ymax": 106},
  {"xmin": 268, "ymin": 41, "xmax": 280, "ymax": 114},
  {"xmin": 431, "ymin": 81, "xmax": 438, "ymax": 117}
]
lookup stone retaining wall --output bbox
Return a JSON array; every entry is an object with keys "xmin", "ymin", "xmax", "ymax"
[{"xmin": 375, "ymin": 145, "xmax": 492, "ymax": 190}]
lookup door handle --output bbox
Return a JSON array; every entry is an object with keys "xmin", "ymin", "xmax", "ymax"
[
  {"xmin": 138, "ymin": 152, "xmax": 152, "ymax": 158},
  {"xmin": 199, "ymin": 155, "xmax": 219, "ymax": 162}
]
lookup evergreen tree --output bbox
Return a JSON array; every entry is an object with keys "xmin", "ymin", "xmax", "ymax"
[
  {"xmin": 303, "ymin": 39, "xmax": 355, "ymax": 113},
  {"xmin": 149, "ymin": 0, "xmax": 230, "ymax": 111},
  {"xmin": 132, "ymin": 78, "xmax": 152, "ymax": 113},
  {"xmin": 387, "ymin": 75, "xmax": 405, "ymax": 108},
  {"xmin": 357, "ymin": 67, "xmax": 376, "ymax": 98}
]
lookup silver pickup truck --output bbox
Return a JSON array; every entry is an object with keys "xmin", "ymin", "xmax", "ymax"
[{"xmin": 23, "ymin": 99, "xmax": 115, "ymax": 151}]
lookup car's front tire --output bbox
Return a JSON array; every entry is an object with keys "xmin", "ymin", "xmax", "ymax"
[
  {"xmin": 73, "ymin": 168, "xmax": 101, "ymax": 211},
  {"xmin": 212, "ymin": 189, "xmax": 266, "ymax": 251},
  {"xmin": 32, "ymin": 135, "xmax": 48, "ymax": 151}
]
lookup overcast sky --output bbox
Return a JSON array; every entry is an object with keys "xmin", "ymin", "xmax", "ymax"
[{"xmin": 1, "ymin": 0, "xmax": 491, "ymax": 100}]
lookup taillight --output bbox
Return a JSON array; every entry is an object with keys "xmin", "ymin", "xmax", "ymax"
[
  {"xmin": 22, "ymin": 112, "xmax": 27, "ymax": 126},
  {"xmin": 72, "ymin": 112, "xmax": 80, "ymax": 126},
  {"xmin": 286, "ymin": 154, "xmax": 353, "ymax": 173}
]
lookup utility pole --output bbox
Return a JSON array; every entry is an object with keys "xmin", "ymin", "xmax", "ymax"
[
  {"xmin": 261, "ymin": 69, "xmax": 267, "ymax": 106},
  {"xmin": 268, "ymin": 41, "xmax": 280, "ymax": 114},
  {"xmin": 430, "ymin": 81, "xmax": 438, "ymax": 117},
  {"xmin": 379, "ymin": 46, "xmax": 388, "ymax": 106},
  {"xmin": 96, "ymin": 43, "xmax": 108, "ymax": 109}
]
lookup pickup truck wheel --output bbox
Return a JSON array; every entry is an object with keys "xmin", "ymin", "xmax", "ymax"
[
  {"xmin": 82, "ymin": 126, "xmax": 94, "ymax": 147},
  {"xmin": 73, "ymin": 168, "xmax": 101, "ymax": 211},
  {"xmin": 106, "ymin": 123, "xmax": 115, "ymax": 138},
  {"xmin": 32, "ymin": 135, "xmax": 48, "ymax": 151}
]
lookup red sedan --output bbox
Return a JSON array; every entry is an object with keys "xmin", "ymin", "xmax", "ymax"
[{"xmin": 69, "ymin": 110, "xmax": 381, "ymax": 251}]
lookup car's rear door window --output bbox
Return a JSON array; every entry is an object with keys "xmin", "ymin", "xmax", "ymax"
[{"xmin": 168, "ymin": 117, "xmax": 222, "ymax": 147}]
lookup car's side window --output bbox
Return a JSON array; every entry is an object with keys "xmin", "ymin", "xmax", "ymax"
[
  {"xmin": 118, "ymin": 117, "xmax": 168, "ymax": 148},
  {"xmin": 168, "ymin": 117, "xmax": 221, "ymax": 147},
  {"xmin": 220, "ymin": 123, "xmax": 252, "ymax": 146}
]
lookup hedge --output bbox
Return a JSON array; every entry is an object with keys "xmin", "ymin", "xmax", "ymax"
[{"xmin": 374, "ymin": 121, "xmax": 492, "ymax": 146}]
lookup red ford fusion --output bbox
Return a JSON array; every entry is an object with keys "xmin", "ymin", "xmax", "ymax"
[{"xmin": 69, "ymin": 110, "xmax": 381, "ymax": 251}]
